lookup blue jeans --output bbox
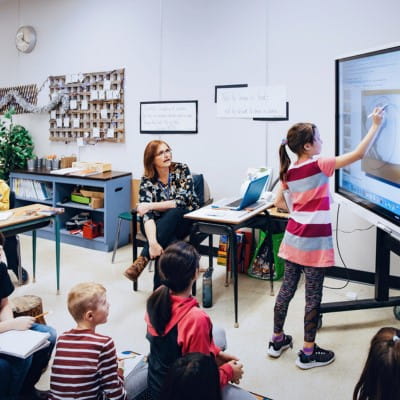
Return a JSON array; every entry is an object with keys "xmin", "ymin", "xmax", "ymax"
[{"xmin": 0, "ymin": 323, "xmax": 57, "ymax": 399}]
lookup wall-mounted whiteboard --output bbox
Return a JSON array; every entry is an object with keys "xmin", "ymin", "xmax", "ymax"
[
  {"xmin": 140, "ymin": 100, "xmax": 198, "ymax": 134},
  {"xmin": 216, "ymin": 85, "xmax": 287, "ymax": 119}
]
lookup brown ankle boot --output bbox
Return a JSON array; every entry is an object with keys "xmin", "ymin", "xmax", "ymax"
[{"xmin": 124, "ymin": 256, "xmax": 149, "ymax": 281}]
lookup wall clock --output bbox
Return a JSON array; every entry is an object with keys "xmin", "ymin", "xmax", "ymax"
[{"xmin": 15, "ymin": 25, "xmax": 37, "ymax": 53}]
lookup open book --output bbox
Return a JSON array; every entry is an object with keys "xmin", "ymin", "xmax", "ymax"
[{"xmin": 0, "ymin": 329, "xmax": 50, "ymax": 359}]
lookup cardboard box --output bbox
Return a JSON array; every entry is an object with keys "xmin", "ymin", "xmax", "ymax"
[
  {"xmin": 90, "ymin": 197, "xmax": 104, "ymax": 209},
  {"xmin": 72, "ymin": 161, "xmax": 112, "ymax": 173},
  {"xmin": 80, "ymin": 189, "xmax": 104, "ymax": 199}
]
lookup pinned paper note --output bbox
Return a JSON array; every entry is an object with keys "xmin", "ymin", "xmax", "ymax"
[
  {"xmin": 63, "ymin": 118, "xmax": 70, "ymax": 128},
  {"xmin": 107, "ymin": 128, "xmax": 115, "ymax": 138},
  {"xmin": 98, "ymin": 90, "xmax": 105, "ymax": 100},
  {"xmin": 81, "ymin": 100, "xmax": 88, "ymax": 110},
  {"xmin": 73, "ymin": 118, "xmax": 80, "ymax": 128},
  {"xmin": 70, "ymin": 100, "xmax": 77, "ymax": 109},
  {"xmin": 50, "ymin": 110, "xmax": 56, "ymax": 119},
  {"xmin": 92, "ymin": 127, "xmax": 100, "ymax": 137},
  {"xmin": 100, "ymin": 109, "xmax": 108, "ymax": 119},
  {"xmin": 90, "ymin": 90, "xmax": 98, "ymax": 100},
  {"xmin": 84, "ymin": 131, "xmax": 90, "ymax": 138},
  {"xmin": 56, "ymin": 118, "xmax": 62, "ymax": 128}
]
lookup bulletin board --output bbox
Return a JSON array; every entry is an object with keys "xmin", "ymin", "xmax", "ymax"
[{"xmin": 48, "ymin": 68, "xmax": 125, "ymax": 143}]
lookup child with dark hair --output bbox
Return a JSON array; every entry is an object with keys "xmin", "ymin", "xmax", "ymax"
[
  {"xmin": 353, "ymin": 327, "xmax": 400, "ymax": 400},
  {"xmin": 268, "ymin": 107, "xmax": 384, "ymax": 369},
  {"xmin": 161, "ymin": 353, "xmax": 222, "ymax": 400},
  {"xmin": 146, "ymin": 241, "xmax": 254, "ymax": 400}
]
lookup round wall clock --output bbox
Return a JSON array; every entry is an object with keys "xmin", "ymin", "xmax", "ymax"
[{"xmin": 15, "ymin": 26, "xmax": 37, "ymax": 53}]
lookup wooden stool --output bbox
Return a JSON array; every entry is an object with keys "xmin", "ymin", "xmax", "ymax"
[{"xmin": 10, "ymin": 295, "xmax": 46, "ymax": 324}]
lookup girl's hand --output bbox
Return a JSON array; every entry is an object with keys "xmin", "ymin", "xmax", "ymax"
[
  {"xmin": 137, "ymin": 203, "xmax": 152, "ymax": 217},
  {"xmin": 372, "ymin": 106, "xmax": 384, "ymax": 126},
  {"xmin": 117, "ymin": 360, "xmax": 125, "ymax": 378},
  {"xmin": 216, "ymin": 351, "xmax": 239, "ymax": 366},
  {"xmin": 228, "ymin": 360, "xmax": 244, "ymax": 384},
  {"xmin": 149, "ymin": 241, "xmax": 163, "ymax": 259},
  {"xmin": 10, "ymin": 316, "xmax": 34, "ymax": 330}
]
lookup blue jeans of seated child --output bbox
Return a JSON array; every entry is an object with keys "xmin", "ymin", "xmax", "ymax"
[{"xmin": 0, "ymin": 323, "xmax": 57, "ymax": 399}]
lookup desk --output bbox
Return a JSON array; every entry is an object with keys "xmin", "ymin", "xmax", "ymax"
[
  {"xmin": 185, "ymin": 203, "xmax": 275, "ymax": 327},
  {"xmin": 0, "ymin": 204, "xmax": 61, "ymax": 294}
]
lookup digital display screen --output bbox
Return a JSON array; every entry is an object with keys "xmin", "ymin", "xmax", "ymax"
[{"xmin": 335, "ymin": 45, "xmax": 400, "ymax": 230}]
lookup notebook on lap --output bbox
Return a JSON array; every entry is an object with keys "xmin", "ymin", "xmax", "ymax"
[{"xmin": 219, "ymin": 174, "xmax": 270, "ymax": 211}]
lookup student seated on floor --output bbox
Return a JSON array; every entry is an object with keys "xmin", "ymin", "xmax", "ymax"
[
  {"xmin": 353, "ymin": 326, "xmax": 400, "ymax": 400},
  {"xmin": 161, "ymin": 352, "xmax": 222, "ymax": 400},
  {"xmin": 145, "ymin": 241, "xmax": 255, "ymax": 400},
  {"xmin": 0, "ymin": 233, "xmax": 56, "ymax": 400},
  {"xmin": 49, "ymin": 282, "xmax": 144, "ymax": 400}
]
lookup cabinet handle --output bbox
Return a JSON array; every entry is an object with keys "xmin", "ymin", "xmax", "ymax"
[{"xmin": 114, "ymin": 187, "xmax": 123, "ymax": 192}]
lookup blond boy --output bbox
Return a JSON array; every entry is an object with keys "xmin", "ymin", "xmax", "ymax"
[{"xmin": 49, "ymin": 282, "xmax": 127, "ymax": 400}]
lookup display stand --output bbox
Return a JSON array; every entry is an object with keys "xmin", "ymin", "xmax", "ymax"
[{"xmin": 319, "ymin": 227, "xmax": 400, "ymax": 326}]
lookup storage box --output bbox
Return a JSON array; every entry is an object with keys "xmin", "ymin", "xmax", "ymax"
[
  {"xmin": 83, "ymin": 221, "xmax": 100, "ymax": 239},
  {"xmin": 71, "ymin": 192, "xmax": 90, "ymax": 205},
  {"xmin": 80, "ymin": 189, "xmax": 104, "ymax": 199},
  {"xmin": 71, "ymin": 161, "xmax": 112, "ymax": 173},
  {"xmin": 90, "ymin": 197, "xmax": 104, "ymax": 209},
  {"xmin": 60, "ymin": 156, "xmax": 77, "ymax": 169}
]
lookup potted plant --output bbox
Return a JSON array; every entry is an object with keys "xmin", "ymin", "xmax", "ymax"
[{"xmin": 0, "ymin": 108, "xmax": 35, "ymax": 182}]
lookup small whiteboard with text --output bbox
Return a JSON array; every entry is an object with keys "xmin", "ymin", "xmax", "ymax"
[
  {"xmin": 216, "ymin": 86, "xmax": 287, "ymax": 119},
  {"xmin": 140, "ymin": 101, "xmax": 198, "ymax": 134}
]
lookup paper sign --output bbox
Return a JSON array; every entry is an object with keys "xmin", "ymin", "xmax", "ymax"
[
  {"xmin": 63, "ymin": 117, "xmax": 70, "ymax": 127},
  {"xmin": 73, "ymin": 118, "xmax": 80, "ymax": 128},
  {"xmin": 56, "ymin": 118, "xmax": 62, "ymax": 128},
  {"xmin": 92, "ymin": 127, "xmax": 100, "ymax": 137},
  {"xmin": 50, "ymin": 110, "xmax": 56, "ymax": 119},
  {"xmin": 70, "ymin": 100, "xmax": 77, "ymax": 109},
  {"xmin": 100, "ymin": 109, "xmax": 108, "ymax": 119},
  {"xmin": 107, "ymin": 128, "xmax": 115, "ymax": 138},
  {"xmin": 81, "ymin": 100, "xmax": 88, "ymax": 110},
  {"xmin": 90, "ymin": 90, "xmax": 98, "ymax": 100}
]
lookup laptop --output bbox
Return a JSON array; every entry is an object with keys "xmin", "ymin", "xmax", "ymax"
[{"xmin": 219, "ymin": 174, "xmax": 270, "ymax": 211}]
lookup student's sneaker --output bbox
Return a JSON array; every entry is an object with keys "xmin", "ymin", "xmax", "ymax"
[
  {"xmin": 295, "ymin": 344, "xmax": 335, "ymax": 369},
  {"xmin": 267, "ymin": 334, "xmax": 293, "ymax": 358}
]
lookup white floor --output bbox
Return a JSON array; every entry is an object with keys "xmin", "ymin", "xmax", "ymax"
[{"xmin": 10, "ymin": 235, "xmax": 400, "ymax": 400}]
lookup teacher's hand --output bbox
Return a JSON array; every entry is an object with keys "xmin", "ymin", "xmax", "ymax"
[
  {"xmin": 137, "ymin": 202, "xmax": 152, "ymax": 217},
  {"xmin": 149, "ymin": 241, "xmax": 163, "ymax": 259}
]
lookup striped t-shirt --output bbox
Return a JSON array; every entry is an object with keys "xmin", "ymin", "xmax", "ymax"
[
  {"xmin": 49, "ymin": 329, "xmax": 126, "ymax": 400},
  {"xmin": 278, "ymin": 157, "xmax": 336, "ymax": 267}
]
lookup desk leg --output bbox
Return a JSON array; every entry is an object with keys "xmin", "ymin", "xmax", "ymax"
[
  {"xmin": 32, "ymin": 230, "xmax": 36, "ymax": 283},
  {"xmin": 55, "ymin": 217, "xmax": 60, "ymax": 294},
  {"xmin": 228, "ymin": 227, "xmax": 239, "ymax": 328}
]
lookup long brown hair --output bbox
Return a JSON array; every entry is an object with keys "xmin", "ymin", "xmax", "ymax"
[
  {"xmin": 353, "ymin": 327, "xmax": 400, "ymax": 400},
  {"xmin": 143, "ymin": 140, "xmax": 172, "ymax": 180},
  {"xmin": 279, "ymin": 123, "xmax": 316, "ymax": 182}
]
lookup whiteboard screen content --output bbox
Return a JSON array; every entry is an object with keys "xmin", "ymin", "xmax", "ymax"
[
  {"xmin": 335, "ymin": 45, "xmax": 400, "ymax": 235},
  {"xmin": 140, "ymin": 101, "xmax": 198, "ymax": 134}
]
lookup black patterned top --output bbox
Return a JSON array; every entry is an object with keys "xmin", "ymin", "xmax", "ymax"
[{"xmin": 139, "ymin": 162, "xmax": 200, "ymax": 223}]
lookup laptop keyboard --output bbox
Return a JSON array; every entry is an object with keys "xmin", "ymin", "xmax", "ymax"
[{"xmin": 225, "ymin": 198, "xmax": 242, "ymax": 207}]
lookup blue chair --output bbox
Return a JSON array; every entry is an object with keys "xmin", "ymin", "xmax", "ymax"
[{"xmin": 111, "ymin": 211, "xmax": 133, "ymax": 263}]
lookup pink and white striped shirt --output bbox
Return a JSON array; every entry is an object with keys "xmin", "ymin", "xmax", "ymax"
[
  {"xmin": 278, "ymin": 157, "xmax": 336, "ymax": 267},
  {"xmin": 49, "ymin": 328, "xmax": 126, "ymax": 400}
]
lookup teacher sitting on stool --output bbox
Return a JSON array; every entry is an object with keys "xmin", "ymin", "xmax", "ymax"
[{"xmin": 124, "ymin": 140, "xmax": 200, "ymax": 289}]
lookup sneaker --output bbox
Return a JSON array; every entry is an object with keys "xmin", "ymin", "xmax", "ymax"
[
  {"xmin": 267, "ymin": 334, "xmax": 293, "ymax": 358},
  {"xmin": 124, "ymin": 256, "xmax": 149, "ymax": 282},
  {"xmin": 295, "ymin": 344, "xmax": 335, "ymax": 369}
]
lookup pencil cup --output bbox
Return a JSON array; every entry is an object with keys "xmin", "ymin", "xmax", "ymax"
[
  {"xmin": 27, "ymin": 159, "xmax": 35, "ymax": 170},
  {"xmin": 51, "ymin": 159, "xmax": 60, "ymax": 170}
]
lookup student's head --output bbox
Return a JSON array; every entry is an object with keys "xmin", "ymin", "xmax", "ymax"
[
  {"xmin": 67, "ymin": 282, "xmax": 109, "ymax": 325},
  {"xmin": 143, "ymin": 140, "xmax": 172, "ymax": 180},
  {"xmin": 161, "ymin": 353, "xmax": 222, "ymax": 400},
  {"xmin": 279, "ymin": 122, "xmax": 319, "ymax": 181},
  {"xmin": 353, "ymin": 326, "xmax": 400, "ymax": 400},
  {"xmin": 146, "ymin": 242, "xmax": 200, "ymax": 335}
]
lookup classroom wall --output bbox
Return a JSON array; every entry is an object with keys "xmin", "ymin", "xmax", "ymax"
[
  {"xmin": 0, "ymin": 0, "xmax": 269, "ymax": 201},
  {"xmin": 0, "ymin": 0, "xmax": 399, "ymax": 274}
]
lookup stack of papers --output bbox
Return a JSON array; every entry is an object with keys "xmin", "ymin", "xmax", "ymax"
[{"xmin": 0, "ymin": 210, "xmax": 13, "ymax": 221}]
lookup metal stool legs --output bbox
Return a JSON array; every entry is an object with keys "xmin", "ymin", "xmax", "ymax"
[{"xmin": 111, "ymin": 217, "xmax": 123, "ymax": 263}]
